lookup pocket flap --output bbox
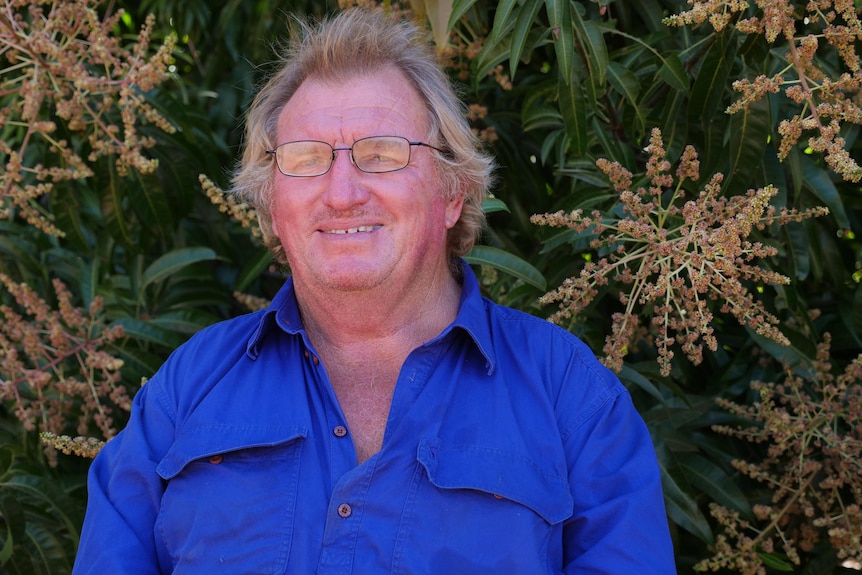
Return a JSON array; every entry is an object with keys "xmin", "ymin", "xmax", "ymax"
[
  {"xmin": 157, "ymin": 425, "xmax": 307, "ymax": 480},
  {"xmin": 417, "ymin": 438, "xmax": 573, "ymax": 525}
]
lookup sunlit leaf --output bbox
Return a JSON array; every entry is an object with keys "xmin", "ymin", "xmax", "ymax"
[{"xmin": 465, "ymin": 245, "xmax": 546, "ymax": 290}]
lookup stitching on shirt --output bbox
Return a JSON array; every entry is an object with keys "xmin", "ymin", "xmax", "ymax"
[{"xmin": 426, "ymin": 440, "xmax": 569, "ymax": 485}]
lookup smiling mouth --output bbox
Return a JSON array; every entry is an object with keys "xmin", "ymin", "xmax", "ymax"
[{"xmin": 323, "ymin": 225, "xmax": 382, "ymax": 235}]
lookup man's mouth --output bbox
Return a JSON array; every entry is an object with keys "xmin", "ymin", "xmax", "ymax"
[{"xmin": 324, "ymin": 225, "xmax": 382, "ymax": 235}]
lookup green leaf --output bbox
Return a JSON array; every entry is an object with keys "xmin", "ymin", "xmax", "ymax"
[
  {"xmin": 479, "ymin": 0, "xmax": 519, "ymax": 77},
  {"xmin": 149, "ymin": 309, "xmax": 220, "ymax": 335},
  {"xmin": 509, "ymin": 0, "xmax": 545, "ymax": 78},
  {"xmin": 2, "ymin": 476, "xmax": 81, "ymax": 545},
  {"xmin": 424, "ymin": 0, "xmax": 456, "ymax": 48},
  {"xmin": 79, "ymin": 257, "xmax": 100, "ymax": 310},
  {"xmin": 0, "ymin": 230, "xmax": 42, "ymax": 279},
  {"xmin": 801, "ymin": 157, "xmax": 850, "ymax": 229},
  {"xmin": 747, "ymin": 325, "xmax": 816, "ymax": 378},
  {"xmin": 617, "ymin": 364, "xmax": 665, "ymax": 403},
  {"xmin": 546, "ymin": 0, "xmax": 574, "ymax": 86},
  {"xmin": 571, "ymin": 3, "xmax": 608, "ymax": 101},
  {"xmin": 558, "ymin": 75, "xmax": 587, "ymax": 156},
  {"xmin": 234, "ymin": 249, "xmax": 273, "ymax": 293},
  {"xmin": 659, "ymin": 89, "xmax": 689, "ymax": 161},
  {"xmin": 481, "ymin": 197, "xmax": 510, "ymax": 214},
  {"xmin": 783, "ymin": 221, "xmax": 810, "ymax": 281},
  {"xmin": 488, "ymin": 0, "xmax": 519, "ymax": 46},
  {"xmin": 0, "ymin": 500, "xmax": 18, "ymax": 565},
  {"xmin": 660, "ymin": 462, "xmax": 714, "ymax": 543},
  {"xmin": 473, "ymin": 33, "xmax": 513, "ymax": 85},
  {"xmin": 140, "ymin": 247, "xmax": 218, "ymax": 292},
  {"xmin": 759, "ymin": 552, "xmax": 795, "ymax": 571},
  {"xmin": 607, "ymin": 61, "xmax": 645, "ymax": 132},
  {"xmin": 607, "ymin": 61, "xmax": 640, "ymax": 103},
  {"xmin": 658, "ymin": 52, "xmax": 689, "ymax": 94},
  {"xmin": 680, "ymin": 454, "xmax": 753, "ymax": 519},
  {"xmin": 101, "ymin": 160, "xmax": 134, "ymax": 246},
  {"xmin": 464, "ymin": 245, "xmax": 546, "ymax": 290},
  {"xmin": 724, "ymin": 95, "xmax": 770, "ymax": 196},
  {"xmin": 447, "ymin": 0, "xmax": 479, "ymax": 30},
  {"xmin": 111, "ymin": 317, "xmax": 187, "ymax": 348},
  {"xmin": 687, "ymin": 31, "xmax": 737, "ymax": 125},
  {"xmin": 852, "ymin": 282, "xmax": 862, "ymax": 344},
  {"xmin": 130, "ymin": 169, "xmax": 175, "ymax": 235},
  {"xmin": 49, "ymin": 186, "xmax": 89, "ymax": 250},
  {"xmin": 22, "ymin": 522, "xmax": 72, "ymax": 574},
  {"xmin": 522, "ymin": 103, "xmax": 562, "ymax": 132}
]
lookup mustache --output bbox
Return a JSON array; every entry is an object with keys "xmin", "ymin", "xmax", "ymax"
[{"xmin": 309, "ymin": 207, "xmax": 384, "ymax": 228}]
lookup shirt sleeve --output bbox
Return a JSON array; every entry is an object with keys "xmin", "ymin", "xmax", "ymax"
[
  {"xmin": 72, "ymin": 378, "xmax": 175, "ymax": 574},
  {"xmin": 560, "ymin": 361, "xmax": 677, "ymax": 574}
]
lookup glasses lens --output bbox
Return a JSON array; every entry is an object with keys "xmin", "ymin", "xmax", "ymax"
[
  {"xmin": 352, "ymin": 136, "xmax": 410, "ymax": 173},
  {"xmin": 276, "ymin": 141, "xmax": 333, "ymax": 176}
]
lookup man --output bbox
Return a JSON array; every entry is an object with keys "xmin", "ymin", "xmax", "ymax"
[{"xmin": 74, "ymin": 8, "xmax": 677, "ymax": 574}]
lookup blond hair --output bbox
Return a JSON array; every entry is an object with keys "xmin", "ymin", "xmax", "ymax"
[{"xmin": 231, "ymin": 8, "xmax": 494, "ymax": 271}]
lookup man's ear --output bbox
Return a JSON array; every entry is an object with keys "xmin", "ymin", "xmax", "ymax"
[{"xmin": 444, "ymin": 191, "xmax": 465, "ymax": 230}]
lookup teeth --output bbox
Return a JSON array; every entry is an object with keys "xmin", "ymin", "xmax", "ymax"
[{"xmin": 326, "ymin": 225, "xmax": 380, "ymax": 234}]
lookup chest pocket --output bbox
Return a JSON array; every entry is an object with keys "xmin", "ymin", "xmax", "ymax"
[
  {"xmin": 392, "ymin": 438, "xmax": 573, "ymax": 574},
  {"xmin": 155, "ymin": 426, "xmax": 307, "ymax": 574}
]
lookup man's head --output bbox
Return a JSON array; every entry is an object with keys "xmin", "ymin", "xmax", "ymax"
[{"xmin": 232, "ymin": 8, "xmax": 494, "ymax": 273}]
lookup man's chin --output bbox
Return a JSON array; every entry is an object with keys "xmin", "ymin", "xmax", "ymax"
[{"xmin": 309, "ymin": 262, "xmax": 391, "ymax": 293}]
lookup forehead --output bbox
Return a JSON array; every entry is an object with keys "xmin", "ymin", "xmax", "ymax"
[{"xmin": 276, "ymin": 67, "xmax": 430, "ymax": 142}]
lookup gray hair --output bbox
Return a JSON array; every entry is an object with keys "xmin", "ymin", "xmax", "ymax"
[{"xmin": 230, "ymin": 8, "xmax": 495, "ymax": 271}]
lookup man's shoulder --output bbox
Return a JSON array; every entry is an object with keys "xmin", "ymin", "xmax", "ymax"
[
  {"xmin": 481, "ymin": 298, "xmax": 590, "ymax": 351},
  {"xmin": 153, "ymin": 309, "xmax": 273, "ymax": 384}
]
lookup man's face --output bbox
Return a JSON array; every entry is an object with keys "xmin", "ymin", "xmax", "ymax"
[{"xmin": 270, "ymin": 67, "xmax": 463, "ymax": 294}]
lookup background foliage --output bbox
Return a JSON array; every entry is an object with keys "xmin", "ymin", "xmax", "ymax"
[{"xmin": 1, "ymin": 0, "xmax": 861, "ymax": 572}]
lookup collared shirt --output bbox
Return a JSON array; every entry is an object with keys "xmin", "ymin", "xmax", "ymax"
[{"xmin": 74, "ymin": 263, "xmax": 677, "ymax": 574}]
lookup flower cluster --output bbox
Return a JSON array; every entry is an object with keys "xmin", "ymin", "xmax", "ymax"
[
  {"xmin": 0, "ymin": 0, "xmax": 177, "ymax": 236},
  {"xmin": 39, "ymin": 432, "xmax": 105, "ymax": 459},
  {"xmin": 697, "ymin": 333, "xmax": 862, "ymax": 573},
  {"xmin": 665, "ymin": 0, "xmax": 862, "ymax": 183},
  {"xmin": 233, "ymin": 291, "xmax": 271, "ymax": 313},
  {"xmin": 200, "ymin": 174, "xmax": 261, "ymax": 239},
  {"xmin": 0, "ymin": 274, "xmax": 128, "ymax": 464},
  {"xmin": 531, "ymin": 128, "xmax": 829, "ymax": 376}
]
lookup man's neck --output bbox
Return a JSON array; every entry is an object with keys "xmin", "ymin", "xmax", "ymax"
[{"xmin": 294, "ymin": 268, "xmax": 463, "ymax": 357}]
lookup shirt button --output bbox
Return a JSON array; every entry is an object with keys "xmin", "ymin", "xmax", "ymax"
[
  {"xmin": 333, "ymin": 425, "xmax": 348, "ymax": 438},
  {"xmin": 209, "ymin": 455, "xmax": 223, "ymax": 465},
  {"xmin": 337, "ymin": 503, "xmax": 352, "ymax": 518}
]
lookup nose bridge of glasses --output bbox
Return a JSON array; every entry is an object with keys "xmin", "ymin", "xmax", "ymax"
[{"xmin": 330, "ymin": 144, "xmax": 357, "ymax": 169}]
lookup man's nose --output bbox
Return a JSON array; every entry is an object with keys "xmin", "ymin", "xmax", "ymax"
[{"xmin": 320, "ymin": 149, "xmax": 370, "ymax": 209}]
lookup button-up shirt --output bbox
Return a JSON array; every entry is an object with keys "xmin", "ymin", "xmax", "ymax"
[{"xmin": 73, "ymin": 263, "xmax": 677, "ymax": 574}]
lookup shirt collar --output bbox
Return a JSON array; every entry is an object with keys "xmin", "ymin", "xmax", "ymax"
[{"xmin": 246, "ymin": 260, "xmax": 496, "ymax": 374}]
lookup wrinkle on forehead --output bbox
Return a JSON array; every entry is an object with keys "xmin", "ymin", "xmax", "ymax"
[{"xmin": 277, "ymin": 67, "xmax": 430, "ymax": 144}]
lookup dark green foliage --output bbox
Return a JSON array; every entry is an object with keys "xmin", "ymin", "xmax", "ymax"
[{"xmin": 1, "ymin": 0, "xmax": 860, "ymax": 572}]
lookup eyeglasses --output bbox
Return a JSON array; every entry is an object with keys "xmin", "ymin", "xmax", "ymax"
[{"xmin": 266, "ymin": 135, "xmax": 444, "ymax": 177}]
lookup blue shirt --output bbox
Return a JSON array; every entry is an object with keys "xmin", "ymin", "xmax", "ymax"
[{"xmin": 74, "ymin": 263, "xmax": 676, "ymax": 574}]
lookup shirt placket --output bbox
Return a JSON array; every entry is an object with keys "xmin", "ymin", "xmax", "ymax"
[{"xmin": 316, "ymin": 459, "xmax": 377, "ymax": 574}]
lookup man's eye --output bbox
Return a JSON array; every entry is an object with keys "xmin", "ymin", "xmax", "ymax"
[
  {"xmin": 364, "ymin": 153, "xmax": 397, "ymax": 164},
  {"xmin": 300, "ymin": 155, "xmax": 326, "ymax": 166},
  {"xmin": 288, "ymin": 154, "xmax": 327, "ymax": 170}
]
